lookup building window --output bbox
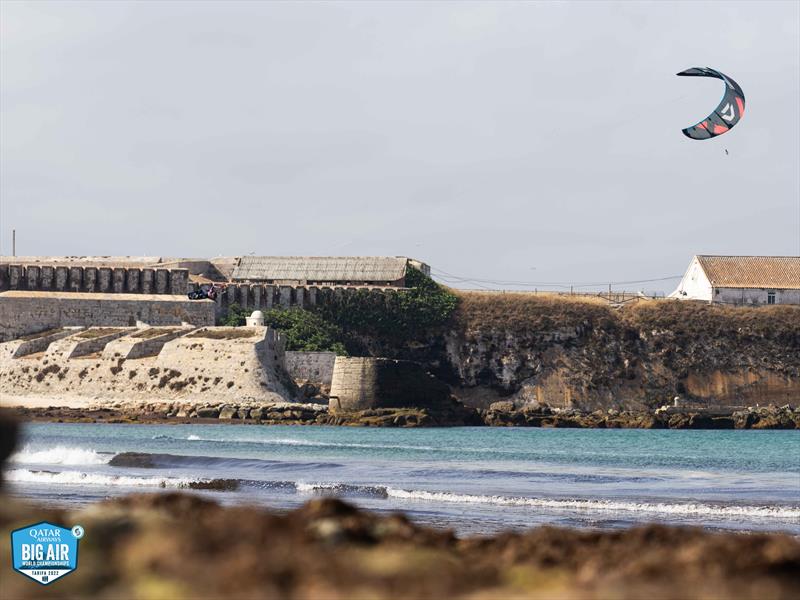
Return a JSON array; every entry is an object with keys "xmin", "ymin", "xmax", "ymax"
[{"xmin": 767, "ymin": 290, "xmax": 776, "ymax": 305}]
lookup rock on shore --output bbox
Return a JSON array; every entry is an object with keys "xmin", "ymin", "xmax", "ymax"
[
  {"xmin": 9, "ymin": 401, "xmax": 800, "ymax": 429},
  {"xmin": 481, "ymin": 402, "xmax": 800, "ymax": 429}
]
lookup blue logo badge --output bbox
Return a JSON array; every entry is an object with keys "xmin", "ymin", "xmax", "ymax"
[{"xmin": 11, "ymin": 521, "xmax": 82, "ymax": 585}]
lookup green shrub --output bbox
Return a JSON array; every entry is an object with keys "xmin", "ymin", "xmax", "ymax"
[
  {"xmin": 263, "ymin": 308, "xmax": 348, "ymax": 355},
  {"xmin": 218, "ymin": 270, "xmax": 458, "ymax": 354},
  {"xmin": 221, "ymin": 303, "xmax": 248, "ymax": 327},
  {"xmin": 317, "ymin": 268, "xmax": 458, "ymax": 343}
]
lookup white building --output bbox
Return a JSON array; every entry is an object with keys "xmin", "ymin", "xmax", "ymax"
[{"xmin": 670, "ymin": 255, "xmax": 800, "ymax": 305}]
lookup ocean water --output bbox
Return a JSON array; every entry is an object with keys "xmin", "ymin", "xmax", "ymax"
[{"xmin": 6, "ymin": 423, "xmax": 800, "ymax": 536}]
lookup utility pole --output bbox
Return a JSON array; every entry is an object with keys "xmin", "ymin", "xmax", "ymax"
[{"xmin": 12, "ymin": 229, "xmax": 15, "ymax": 257}]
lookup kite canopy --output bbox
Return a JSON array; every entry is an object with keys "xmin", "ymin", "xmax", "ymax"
[{"xmin": 677, "ymin": 67, "xmax": 745, "ymax": 140}]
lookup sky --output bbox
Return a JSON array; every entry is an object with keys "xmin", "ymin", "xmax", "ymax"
[{"xmin": 1, "ymin": 1, "xmax": 798, "ymax": 293}]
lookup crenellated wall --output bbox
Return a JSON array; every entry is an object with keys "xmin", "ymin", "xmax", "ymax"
[
  {"xmin": 0, "ymin": 264, "xmax": 189, "ymax": 295},
  {"xmin": 189, "ymin": 282, "xmax": 403, "ymax": 317}
]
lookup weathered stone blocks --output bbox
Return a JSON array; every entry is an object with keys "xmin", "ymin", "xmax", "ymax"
[
  {"xmin": 155, "ymin": 269, "xmax": 169, "ymax": 294},
  {"xmin": 113, "ymin": 268, "xmax": 126, "ymax": 293},
  {"xmin": 98, "ymin": 268, "xmax": 112, "ymax": 292},
  {"xmin": 55, "ymin": 267, "xmax": 68, "ymax": 291},
  {"xmin": 40, "ymin": 266, "xmax": 54, "ymax": 290},
  {"xmin": 127, "ymin": 269, "xmax": 141, "ymax": 293},
  {"xmin": 84, "ymin": 267, "xmax": 97, "ymax": 292},
  {"xmin": 141, "ymin": 269, "xmax": 154, "ymax": 294},
  {"xmin": 25, "ymin": 266, "xmax": 40, "ymax": 290},
  {"xmin": 69, "ymin": 267, "xmax": 83, "ymax": 292},
  {"xmin": 329, "ymin": 357, "xmax": 451, "ymax": 413}
]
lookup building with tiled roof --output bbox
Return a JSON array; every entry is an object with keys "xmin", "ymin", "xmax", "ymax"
[
  {"xmin": 670, "ymin": 255, "xmax": 800, "ymax": 305},
  {"xmin": 231, "ymin": 256, "xmax": 429, "ymax": 287}
]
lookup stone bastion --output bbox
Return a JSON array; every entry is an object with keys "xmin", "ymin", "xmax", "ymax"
[
  {"xmin": 0, "ymin": 325, "xmax": 295, "ymax": 407},
  {"xmin": 328, "ymin": 357, "xmax": 452, "ymax": 413}
]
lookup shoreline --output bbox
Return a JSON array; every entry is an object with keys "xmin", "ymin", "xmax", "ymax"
[{"xmin": 6, "ymin": 402, "xmax": 800, "ymax": 429}]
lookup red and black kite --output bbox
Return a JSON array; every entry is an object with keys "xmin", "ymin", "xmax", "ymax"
[{"xmin": 678, "ymin": 67, "xmax": 745, "ymax": 140}]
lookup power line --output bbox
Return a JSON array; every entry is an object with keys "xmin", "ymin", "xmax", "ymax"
[{"xmin": 430, "ymin": 266, "xmax": 682, "ymax": 290}]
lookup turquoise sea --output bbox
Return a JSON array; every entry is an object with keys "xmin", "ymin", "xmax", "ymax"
[{"xmin": 6, "ymin": 423, "xmax": 800, "ymax": 535}]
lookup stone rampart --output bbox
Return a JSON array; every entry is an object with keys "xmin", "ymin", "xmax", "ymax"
[
  {"xmin": 46, "ymin": 328, "xmax": 134, "ymax": 360},
  {"xmin": 0, "ymin": 326, "xmax": 295, "ymax": 407},
  {"xmin": 328, "ymin": 357, "xmax": 451, "ymax": 413},
  {"xmin": 0, "ymin": 264, "xmax": 188, "ymax": 295},
  {"xmin": 103, "ymin": 327, "xmax": 193, "ymax": 360},
  {"xmin": 0, "ymin": 291, "xmax": 214, "ymax": 342},
  {"xmin": 285, "ymin": 351, "xmax": 336, "ymax": 385},
  {"xmin": 0, "ymin": 328, "xmax": 81, "ymax": 360}
]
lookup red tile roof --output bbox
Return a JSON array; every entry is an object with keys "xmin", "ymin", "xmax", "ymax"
[{"xmin": 697, "ymin": 255, "xmax": 800, "ymax": 289}]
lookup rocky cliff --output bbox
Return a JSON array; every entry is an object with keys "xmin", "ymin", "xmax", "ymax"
[{"xmin": 365, "ymin": 294, "xmax": 799, "ymax": 411}]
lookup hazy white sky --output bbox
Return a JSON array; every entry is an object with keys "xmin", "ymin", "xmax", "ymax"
[{"xmin": 1, "ymin": 1, "xmax": 798, "ymax": 292}]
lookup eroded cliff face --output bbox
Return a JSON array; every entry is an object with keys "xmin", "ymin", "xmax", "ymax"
[{"xmin": 370, "ymin": 295, "xmax": 800, "ymax": 411}]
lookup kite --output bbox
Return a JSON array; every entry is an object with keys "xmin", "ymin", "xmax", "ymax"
[{"xmin": 677, "ymin": 67, "xmax": 745, "ymax": 140}]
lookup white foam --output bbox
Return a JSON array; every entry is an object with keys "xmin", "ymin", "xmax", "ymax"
[
  {"xmin": 296, "ymin": 482, "xmax": 341, "ymax": 493},
  {"xmin": 385, "ymin": 488, "xmax": 800, "ymax": 521},
  {"xmin": 187, "ymin": 435, "xmax": 201, "ymax": 441},
  {"xmin": 5, "ymin": 468, "xmax": 198, "ymax": 488},
  {"xmin": 10, "ymin": 446, "xmax": 111, "ymax": 466}
]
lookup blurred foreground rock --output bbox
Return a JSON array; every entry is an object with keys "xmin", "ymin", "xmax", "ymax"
[{"xmin": 1, "ymin": 493, "xmax": 798, "ymax": 600}]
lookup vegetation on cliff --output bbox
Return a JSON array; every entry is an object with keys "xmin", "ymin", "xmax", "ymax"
[
  {"xmin": 316, "ymin": 267, "xmax": 458, "ymax": 346},
  {"xmin": 222, "ymin": 269, "xmax": 458, "ymax": 355}
]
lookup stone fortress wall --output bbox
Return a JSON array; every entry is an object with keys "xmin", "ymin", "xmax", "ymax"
[
  {"xmin": 0, "ymin": 325, "xmax": 294, "ymax": 407},
  {"xmin": 0, "ymin": 263, "xmax": 407, "ymax": 318},
  {"xmin": 193, "ymin": 281, "xmax": 404, "ymax": 317},
  {"xmin": 0, "ymin": 291, "xmax": 215, "ymax": 342},
  {"xmin": 284, "ymin": 351, "xmax": 336, "ymax": 385},
  {"xmin": 0, "ymin": 263, "xmax": 189, "ymax": 295},
  {"xmin": 0, "ymin": 255, "xmax": 449, "ymax": 415}
]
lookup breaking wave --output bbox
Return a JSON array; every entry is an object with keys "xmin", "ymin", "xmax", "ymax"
[
  {"xmin": 383, "ymin": 488, "xmax": 800, "ymax": 521},
  {"xmin": 296, "ymin": 482, "xmax": 390, "ymax": 499},
  {"xmin": 5, "ymin": 468, "xmax": 198, "ymax": 488},
  {"xmin": 5, "ymin": 469, "xmax": 245, "ymax": 491},
  {"xmin": 10, "ymin": 446, "xmax": 111, "ymax": 466}
]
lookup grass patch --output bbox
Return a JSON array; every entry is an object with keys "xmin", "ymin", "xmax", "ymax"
[
  {"xmin": 187, "ymin": 329, "xmax": 256, "ymax": 340},
  {"xmin": 16, "ymin": 328, "xmax": 66, "ymax": 341},
  {"xmin": 76, "ymin": 328, "xmax": 124, "ymax": 339},
  {"xmin": 130, "ymin": 328, "xmax": 180, "ymax": 339},
  {"xmin": 454, "ymin": 290, "xmax": 615, "ymax": 332}
]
